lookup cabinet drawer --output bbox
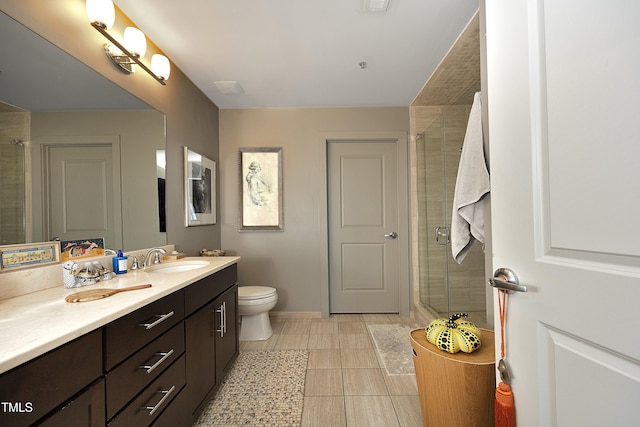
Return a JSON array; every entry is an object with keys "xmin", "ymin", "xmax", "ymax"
[
  {"xmin": 105, "ymin": 323, "xmax": 185, "ymax": 420},
  {"xmin": 0, "ymin": 329, "xmax": 102, "ymax": 427},
  {"xmin": 185, "ymin": 264, "xmax": 237, "ymax": 315},
  {"xmin": 108, "ymin": 355, "xmax": 185, "ymax": 427},
  {"xmin": 104, "ymin": 291, "xmax": 184, "ymax": 370},
  {"xmin": 39, "ymin": 378, "xmax": 105, "ymax": 427}
]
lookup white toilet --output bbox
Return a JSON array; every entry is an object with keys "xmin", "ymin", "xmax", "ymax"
[{"xmin": 238, "ymin": 286, "xmax": 278, "ymax": 341}]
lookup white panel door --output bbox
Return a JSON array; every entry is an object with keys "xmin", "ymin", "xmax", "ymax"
[
  {"xmin": 485, "ymin": 1, "xmax": 640, "ymax": 425},
  {"xmin": 328, "ymin": 141, "xmax": 399, "ymax": 313},
  {"xmin": 45, "ymin": 144, "xmax": 122, "ymax": 249}
]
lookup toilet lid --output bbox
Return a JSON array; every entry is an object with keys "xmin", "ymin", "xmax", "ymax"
[{"xmin": 238, "ymin": 286, "xmax": 276, "ymax": 300}]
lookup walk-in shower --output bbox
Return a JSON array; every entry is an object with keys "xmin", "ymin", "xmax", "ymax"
[
  {"xmin": 415, "ymin": 102, "xmax": 487, "ymax": 328},
  {"xmin": 0, "ymin": 138, "xmax": 27, "ymax": 244}
]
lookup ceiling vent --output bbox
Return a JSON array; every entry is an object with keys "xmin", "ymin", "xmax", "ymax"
[
  {"xmin": 362, "ymin": 0, "xmax": 390, "ymax": 12},
  {"xmin": 214, "ymin": 81, "xmax": 245, "ymax": 94}
]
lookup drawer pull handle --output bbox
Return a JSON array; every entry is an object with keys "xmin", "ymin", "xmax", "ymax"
[
  {"xmin": 139, "ymin": 311, "xmax": 175, "ymax": 330},
  {"xmin": 144, "ymin": 385, "xmax": 176, "ymax": 416},
  {"xmin": 139, "ymin": 349, "xmax": 174, "ymax": 374}
]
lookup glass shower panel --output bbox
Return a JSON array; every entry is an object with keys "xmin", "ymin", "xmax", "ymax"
[
  {"xmin": 417, "ymin": 103, "xmax": 487, "ymax": 326},
  {"xmin": 0, "ymin": 141, "xmax": 26, "ymax": 244},
  {"xmin": 417, "ymin": 114, "xmax": 448, "ymax": 313}
]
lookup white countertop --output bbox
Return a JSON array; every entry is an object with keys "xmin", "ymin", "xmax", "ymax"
[{"xmin": 0, "ymin": 256, "xmax": 240, "ymax": 374}]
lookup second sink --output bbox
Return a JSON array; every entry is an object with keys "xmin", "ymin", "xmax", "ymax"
[{"xmin": 145, "ymin": 260, "xmax": 209, "ymax": 274}]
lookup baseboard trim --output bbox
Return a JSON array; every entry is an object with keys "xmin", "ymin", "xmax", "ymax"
[
  {"xmin": 269, "ymin": 311, "xmax": 322, "ymax": 319},
  {"xmin": 413, "ymin": 303, "xmax": 438, "ymax": 327}
]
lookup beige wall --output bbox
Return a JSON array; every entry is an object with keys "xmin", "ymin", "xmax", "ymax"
[
  {"xmin": 220, "ymin": 108, "xmax": 409, "ymax": 314},
  {"xmin": 2, "ymin": 0, "xmax": 221, "ymax": 255}
]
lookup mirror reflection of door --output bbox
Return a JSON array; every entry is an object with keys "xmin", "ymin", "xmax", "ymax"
[{"xmin": 42, "ymin": 140, "xmax": 122, "ymax": 249}]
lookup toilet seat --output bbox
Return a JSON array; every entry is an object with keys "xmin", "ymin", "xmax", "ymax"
[{"xmin": 238, "ymin": 286, "xmax": 276, "ymax": 301}]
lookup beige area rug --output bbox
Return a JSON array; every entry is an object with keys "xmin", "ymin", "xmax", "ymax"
[
  {"xmin": 193, "ymin": 350, "xmax": 308, "ymax": 426},
  {"xmin": 367, "ymin": 324, "xmax": 419, "ymax": 375}
]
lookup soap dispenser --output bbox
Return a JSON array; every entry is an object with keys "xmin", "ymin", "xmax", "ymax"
[{"xmin": 112, "ymin": 250, "xmax": 128, "ymax": 275}]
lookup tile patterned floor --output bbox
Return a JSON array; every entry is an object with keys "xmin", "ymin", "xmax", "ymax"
[
  {"xmin": 240, "ymin": 314, "xmax": 423, "ymax": 427},
  {"xmin": 194, "ymin": 350, "xmax": 308, "ymax": 426}
]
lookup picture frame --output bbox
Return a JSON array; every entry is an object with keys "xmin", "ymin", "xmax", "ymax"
[
  {"xmin": 0, "ymin": 241, "xmax": 61, "ymax": 272},
  {"xmin": 184, "ymin": 147, "xmax": 216, "ymax": 226},
  {"xmin": 239, "ymin": 147, "xmax": 283, "ymax": 231},
  {"xmin": 60, "ymin": 237, "xmax": 105, "ymax": 262}
]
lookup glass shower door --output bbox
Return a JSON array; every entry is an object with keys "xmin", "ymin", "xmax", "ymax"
[
  {"xmin": 0, "ymin": 140, "xmax": 26, "ymax": 244},
  {"xmin": 417, "ymin": 104, "xmax": 487, "ymax": 326}
]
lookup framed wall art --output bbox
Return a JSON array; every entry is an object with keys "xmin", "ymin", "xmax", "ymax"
[
  {"xmin": 184, "ymin": 147, "xmax": 216, "ymax": 226},
  {"xmin": 60, "ymin": 237, "xmax": 105, "ymax": 262},
  {"xmin": 239, "ymin": 147, "xmax": 283, "ymax": 231},
  {"xmin": 0, "ymin": 241, "xmax": 61, "ymax": 272}
]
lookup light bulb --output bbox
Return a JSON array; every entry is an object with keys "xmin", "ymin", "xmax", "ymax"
[
  {"xmin": 86, "ymin": 0, "xmax": 115, "ymax": 29},
  {"xmin": 151, "ymin": 54, "xmax": 171, "ymax": 81},
  {"xmin": 124, "ymin": 27, "xmax": 147, "ymax": 58}
]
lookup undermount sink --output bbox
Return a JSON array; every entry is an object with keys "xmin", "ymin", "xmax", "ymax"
[{"xmin": 146, "ymin": 260, "xmax": 209, "ymax": 273}]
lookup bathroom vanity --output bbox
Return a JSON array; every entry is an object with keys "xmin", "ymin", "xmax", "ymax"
[{"xmin": 0, "ymin": 256, "xmax": 239, "ymax": 427}]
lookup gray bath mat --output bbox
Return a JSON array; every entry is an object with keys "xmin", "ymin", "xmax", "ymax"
[
  {"xmin": 367, "ymin": 324, "xmax": 418, "ymax": 375},
  {"xmin": 193, "ymin": 349, "xmax": 308, "ymax": 426}
]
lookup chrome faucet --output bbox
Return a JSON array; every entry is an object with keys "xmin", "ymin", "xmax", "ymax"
[{"xmin": 143, "ymin": 248, "xmax": 167, "ymax": 267}]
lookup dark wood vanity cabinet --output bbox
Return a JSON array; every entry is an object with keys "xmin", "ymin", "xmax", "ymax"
[
  {"xmin": 38, "ymin": 378, "xmax": 105, "ymax": 427},
  {"xmin": 0, "ymin": 263, "xmax": 239, "ymax": 427},
  {"xmin": 101, "ymin": 291, "xmax": 186, "ymax": 426},
  {"xmin": 214, "ymin": 285, "xmax": 238, "ymax": 382},
  {"xmin": 184, "ymin": 264, "xmax": 239, "ymax": 422},
  {"xmin": 0, "ymin": 329, "xmax": 103, "ymax": 427},
  {"xmin": 104, "ymin": 292, "xmax": 184, "ymax": 371}
]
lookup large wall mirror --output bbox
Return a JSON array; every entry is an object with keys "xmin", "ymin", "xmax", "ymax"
[{"xmin": 0, "ymin": 11, "xmax": 166, "ymax": 252}]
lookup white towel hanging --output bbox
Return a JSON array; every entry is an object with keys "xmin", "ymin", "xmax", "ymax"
[{"xmin": 451, "ymin": 92, "xmax": 490, "ymax": 264}]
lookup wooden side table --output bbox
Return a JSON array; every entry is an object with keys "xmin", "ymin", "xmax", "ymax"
[{"xmin": 410, "ymin": 328, "xmax": 496, "ymax": 427}]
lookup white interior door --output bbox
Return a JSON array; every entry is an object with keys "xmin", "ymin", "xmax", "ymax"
[
  {"xmin": 328, "ymin": 141, "xmax": 400, "ymax": 313},
  {"xmin": 44, "ymin": 142, "xmax": 122, "ymax": 249},
  {"xmin": 485, "ymin": 1, "xmax": 640, "ymax": 425}
]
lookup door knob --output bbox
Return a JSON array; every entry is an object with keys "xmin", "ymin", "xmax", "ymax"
[
  {"xmin": 384, "ymin": 232, "xmax": 398, "ymax": 239},
  {"xmin": 488, "ymin": 268, "xmax": 527, "ymax": 293}
]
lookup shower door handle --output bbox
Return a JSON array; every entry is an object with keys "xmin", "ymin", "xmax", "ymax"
[
  {"xmin": 435, "ymin": 226, "xmax": 450, "ymax": 245},
  {"xmin": 384, "ymin": 232, "xmax": 398, "ymax": 239}
]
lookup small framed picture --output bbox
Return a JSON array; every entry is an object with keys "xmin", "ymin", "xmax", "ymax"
[
  {"xmin": 0, "ymin": 242, "xmax": 61, "ymax": 272},
  {"xmin": 185, "ymin": 147, "xmax": 216, "ymax": 226},
  {"xmin": 60, "ymin": 237, "xmax": 105, "ymax": 262},
  {"xmin": 239, "ymin": 147, "xmax": 283, "ymax": 231}
]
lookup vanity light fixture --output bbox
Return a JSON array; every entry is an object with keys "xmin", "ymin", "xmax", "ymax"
[
  {"xmin": 86, "ymin": 0, "xmax": 170, "ymax": 84},
  {"xmin": 123, "ymin": 27, "xmax": 147, "ymax": 58},
  {"xmin": 86, "ymin": 0, "xmax": 115, "ymax": 29}
]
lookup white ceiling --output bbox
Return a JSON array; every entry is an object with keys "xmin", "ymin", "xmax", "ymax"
[{"xmin": 114, "ymin": 0, "xmax": 479, "ymax": 109}]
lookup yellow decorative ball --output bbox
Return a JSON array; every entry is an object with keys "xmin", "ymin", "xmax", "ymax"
[{"xmin": 425, "ymin": 313, "xmax": 482, "ymax": 354}]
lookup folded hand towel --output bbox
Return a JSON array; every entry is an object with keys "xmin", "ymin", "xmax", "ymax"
[{"xmin": 451, "ymin": 92, "xmax": 490, "ymax": 264}]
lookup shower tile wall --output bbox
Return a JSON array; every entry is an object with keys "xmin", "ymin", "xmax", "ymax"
[{"xmin": 0, "ymin": 111, "xmax": 29, "ymax": 245}]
